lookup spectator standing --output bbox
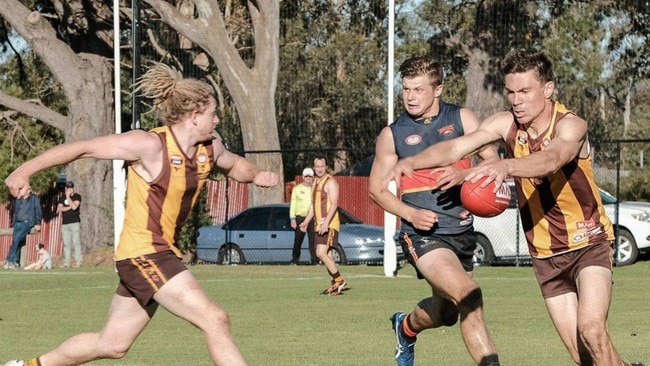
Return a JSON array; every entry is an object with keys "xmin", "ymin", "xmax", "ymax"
[
  {"xmin": 24, "ymin": 243, "xmax": 52, "ymax": 270},
  {"xmin": 57, "ymin": 181, "xmax": 82, "ymax": 267},
  {"xmin": 300, "ymin": 156, "xmax": 348, "ymax": 295},
  {"xmin": 3, "ymin": 187, "xmax": 42, "ymax": 270},
  {"xmin": 289, "ymin": 167, "xmax": 316, "ymax": 265}
]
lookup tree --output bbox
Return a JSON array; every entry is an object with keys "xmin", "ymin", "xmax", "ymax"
[
  {"xmin": 0, "ymin": 0, "xmax": 115, "ymax": 249},
  {"xmin": 144, "ymin": 0, "xmax": 284, "ymax": 205},
  {"xmin": 277, "ymin": 0, "xmax": 388, "ymax": 175}
]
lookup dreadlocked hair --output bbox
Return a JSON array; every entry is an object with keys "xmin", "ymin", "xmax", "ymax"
[{"xmin": 134, "ymin": 62, "xmax": 214, "ymax": 126}]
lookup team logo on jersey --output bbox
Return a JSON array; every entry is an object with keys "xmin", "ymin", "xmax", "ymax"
[
  {"xmin": 438, "ymin": 124, "xmax": 455, "ymax": 136},
  {"xmin": 404, "ymin": 135, "xmax": 422, "ymax": 145},
  {"xmin": 198, "ymin": 154, "xmax": 208, "ymax": 163},
  {"xmin": 495, "ymin": 184, "xmax": 511, "ymax": 202},
  {"xmin": 170, "ymin": 155, "xmax": 183, "ymax": 165},
  {"xmin": 576, "ymin": 219, "xmax": 596, "ymax": 230},
  {"xmin": 516, "ymin": 131, "xmax": 528, "ymax": 145}
]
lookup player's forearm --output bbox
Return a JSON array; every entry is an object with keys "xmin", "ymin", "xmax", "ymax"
[
  {"xmin": 416, "ymin": 139, "xmax": 464, "ymax": 169},
  {"xmin": 504, "ymin": 150, "xmax": 564, "ymax": 178},
  {"xmin": 14, "ymin": 143, "xmax": 87, "ymax": 178},
  {"xmin": 369, "ymin": 189, "xmax": 411, "ymax": 220},
  {"xmin": 227, "ymin": 156, "xmax": 262, "ymax": 183}
]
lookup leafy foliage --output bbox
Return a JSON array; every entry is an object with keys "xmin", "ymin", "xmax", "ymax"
[
  {"xmin": 277, "ymin": 0, "xmax": 388, "ymax": 176},
  {"xmin": 0, "ymin": 51, "xmax": 64, "ymax": 199}
]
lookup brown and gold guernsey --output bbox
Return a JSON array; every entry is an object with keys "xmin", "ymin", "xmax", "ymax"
[
  {"xmin": 116, "ymin": 126, "xmax": 215, "ymax": 260},
  {"xmin": 505, "ymin": 101, "xmax": 614, "ymax": 258},
  {"xmin": 312, "ymin": 174, "xmax": 340, "ymax": 232}
]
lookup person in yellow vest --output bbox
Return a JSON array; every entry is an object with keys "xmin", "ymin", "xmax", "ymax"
[
  {"xmin": 3, "ymin": 63, "xmax": 278, "ymax": 366},
  {"xmin": 389, "ymin": 49, "xmax": 643, "ymax": 366},
  {"xmin": 300, "ymin": 156, "xmax": 348, "ymax": 296},
  {"xmin": 289, "ymin": 167, "xmax": 316, "ymax": 264}
]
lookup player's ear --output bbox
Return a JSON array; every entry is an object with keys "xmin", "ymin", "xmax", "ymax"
[{"xmin": 543, "ymin": 81, "xmax": 555, "ymax": 99}]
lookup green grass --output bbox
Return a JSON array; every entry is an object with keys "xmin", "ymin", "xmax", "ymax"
[{"xmin": 1, "ymin": 262, "xmax": 648, "ymax": 365}]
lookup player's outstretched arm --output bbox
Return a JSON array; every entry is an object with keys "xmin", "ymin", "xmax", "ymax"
[
  {"xmin": 5, "ymin": 130, "xmax": 159, "ymax": 198},
  {"xmin": 211, "ymin": 139, "xmax": 279, "ymax": 187}
]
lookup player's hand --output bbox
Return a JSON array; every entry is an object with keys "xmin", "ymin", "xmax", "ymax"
[
  {"xmin": 290, "ymin": 220, "xmax": 297, "ymax": 230},
  {"xmin": 406, "ymin": 208, "xmax": 438, "ymax": 231},
  {"xmin": 5, "ymin": 171, "xmax": 31, "ymax": 199},
  {"xmin": 431, "ymin": 166, "xmax": 465, "ymax": 191},
  {"xmin": 389, "ymin": 157, "xmax": 415, "ymax": 191},
  {"xmin": 465, "ymin": 161, "xmax": 508, "ymax": 192},
  {"xmin": 318, "ymin": 218, "xmax": 329, "ymax": 235},
  {"xmin": 253, "ymin": 171, "xmax": 280, "ymax": 187},
  {"xmin": 298, "ymin": 221, "xmax": 307, "ymax": 232}
]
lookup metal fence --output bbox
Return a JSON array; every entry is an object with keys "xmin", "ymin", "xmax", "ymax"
[
  {"xmin": 192, "ymin": 139, "xmax": 650, "ymax": 267},
  {"xmin": 1, "ymin": 141, "xmax": 647, "ymax": 267}
]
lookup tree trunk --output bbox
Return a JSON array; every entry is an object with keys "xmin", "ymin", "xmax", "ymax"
[
  {"xmin": 464, "ymin": 49, "xmax": 505, "ymax": 120},
  {"xmin": 236, "ymin": 90, "xmax": 284, "ymax": 205},
  {"xmin": 0, "ymin": 2, "xmax": 115, "ymax": 251},
  {"xmin": 146, "ymin": 0, "xmax": 285, "ymax": 204}
]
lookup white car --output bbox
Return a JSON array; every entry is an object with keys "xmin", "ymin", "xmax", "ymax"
[{"xmin": 472, "ymin": 182, "xmax": 650, "ymax": 267}]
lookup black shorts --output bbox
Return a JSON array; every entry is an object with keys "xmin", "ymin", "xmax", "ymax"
[
  {"xmin": 399, "ymin": 230, "xmax": 477, "ymax": 279},
  {"xmin": 115, "ymin": 250, "xmax": 187, "ymax": 306}
]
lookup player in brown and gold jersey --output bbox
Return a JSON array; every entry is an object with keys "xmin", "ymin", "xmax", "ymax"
[
  {"xmin": 300, "ymin": 155, "xmax": 348, "ymax": 296},
  {"xmin": 390, "ymin": 50, "xmax": 641, "ymax": 365},
  {"xmin": 4, "ymin": 63, "xmax": 279, "ymax": 366}
]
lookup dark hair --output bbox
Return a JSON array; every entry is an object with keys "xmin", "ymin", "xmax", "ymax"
[
  {"xmin": 398, "ymin": 56, "xmax": 444, "ymax": 88},
  {"xmin": 313, "ymin": 155, "xmax": 328, "ymax": 165},
  {"xmin": 37, "ymin": 243, "xmax": 45, "ymax": 249},
  {"xmin": 500, "ymin": 49, "xmax": 554, "ymax": 84}
]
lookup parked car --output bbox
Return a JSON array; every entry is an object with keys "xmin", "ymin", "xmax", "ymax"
[
  {"xmin": 472, "ymin": 181, "xmax": 650, "ymax": 267},
  {"xmin": 196, "ymin": 203, "xmax": 403, "ymax": 265}
]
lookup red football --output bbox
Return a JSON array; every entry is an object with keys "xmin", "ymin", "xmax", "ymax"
[{"xmin": 460, "ymin": 177, "xmax": 511, "ymax": 217}]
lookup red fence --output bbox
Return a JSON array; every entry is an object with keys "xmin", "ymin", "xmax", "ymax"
[{"xmin": 0, "ymin": 175, "xmax": 386, "ymax": 265}]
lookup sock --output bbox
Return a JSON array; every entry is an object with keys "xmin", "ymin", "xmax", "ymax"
[
  {"xmin": 329, "ymin": 271, "xmax": 343, "ymax": 283},
  {"xmin": 479, "ymin": 354, "xmax": 500, "ymax": 366},
  {"xmin": 25, "ymin": 358, "xmax": 41, "ymax": 366},
  {"xmin": 402, "ymin": 314, "xmax": 419, "ymax": 338}
]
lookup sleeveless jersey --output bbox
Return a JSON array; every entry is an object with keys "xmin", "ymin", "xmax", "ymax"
[
  {"xmin": 312, "ymin": 174, "xmax": 340, "ymax": 232},
  {"xmin": 504, "ymin": 101, "xmax": 614, "ymax": 258},
  {"xmin": 116, "ymin": 126, "xmax": 215, "ymax": 260},
  {"xmin": 390, "ymin": 101, "xmax": 472, "ymax": 236}
]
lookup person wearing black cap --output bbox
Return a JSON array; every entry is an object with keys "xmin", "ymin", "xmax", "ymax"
[{"xmin": 57, "ymin": 181, "xmax": 82, "ymax": 267}]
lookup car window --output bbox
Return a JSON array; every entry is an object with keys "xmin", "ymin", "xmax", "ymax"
[
  {"xmin": 270, "ymin": 207, "xmax": 291, "ymax": 230},
  {"xmin": 228, "ymin": 208, "xmax": 271, "ymax": 231}
]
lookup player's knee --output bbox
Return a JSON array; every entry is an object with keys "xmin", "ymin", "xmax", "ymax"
[
  {"xmin": 577, "ymin": 320, "xmax": 606, "ymax": 347},
  {"xmin": 457, "ymin": 286, "xmax": 484, "ymax": 314},
  {"xmin": 204, "ymin": 306, "xmax": 232, "ymax": 330},
  {"xmin": 99, "ymin": 342, "xmax": 130, "ymax": 360},
  {"xmin": 438, "ymin": 306, "xmax": 459, "ymax": 327}
]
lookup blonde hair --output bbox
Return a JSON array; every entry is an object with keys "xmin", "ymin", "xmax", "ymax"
[{"xmin": 134, "ymin": 63, "xmax": 214, "ymax": 125}]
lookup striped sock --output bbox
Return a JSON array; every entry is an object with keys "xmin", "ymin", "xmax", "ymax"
[
  {"xmin": 402, "ymin": 314, "xmax": 419, "ymax": 338},
  {"xmin": 25, "ymin": 358, "xmax": 41, "ymax": 366}
]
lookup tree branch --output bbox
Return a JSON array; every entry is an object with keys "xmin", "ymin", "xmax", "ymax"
[
  {"xmin": 0, "ymin": 0, "xmax": 89, "ymax": 100},
  {"xmin": 0, "ymin": 91, "xmax": 69, "ymax": 130}
]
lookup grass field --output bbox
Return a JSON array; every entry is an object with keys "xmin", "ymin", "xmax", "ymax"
[{"xmin": 1, "ymin": 261, "xmax": 648, "ymax": 365}]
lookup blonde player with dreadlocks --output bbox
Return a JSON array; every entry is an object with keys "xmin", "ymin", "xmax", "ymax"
[{"xmin": 3, "ymin": 63, "xmax": 278, "ymax": 366}]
